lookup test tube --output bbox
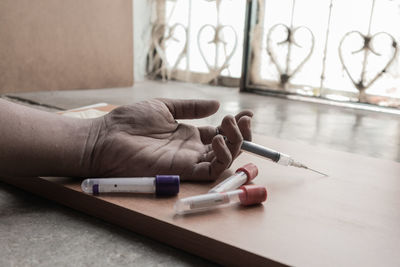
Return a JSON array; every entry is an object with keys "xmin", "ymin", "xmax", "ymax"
[
  {"xmin": 208, "ymin": 163, "xmax": 258, "ymax": 193},
  {"xmin": 81, "ymin": 175, "xmax": 179, "ymax": 196},
  {"xmin": 174, "ymin": 185, "xmax": 267, "ymax": 215}
]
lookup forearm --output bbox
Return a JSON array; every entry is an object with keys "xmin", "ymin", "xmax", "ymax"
[{"xmin": 0, "ymin": 99, "xmax": 93, "ymax": 177}]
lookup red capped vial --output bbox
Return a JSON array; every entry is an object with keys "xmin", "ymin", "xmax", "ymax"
[{"xmin": 208, "ymin": 163, "xmax": 258, "ymax": 193}]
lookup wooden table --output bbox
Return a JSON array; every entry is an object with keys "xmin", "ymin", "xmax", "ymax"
[{"xmin": 2, "ymin": 134, "xmax": 399, "ymax": 266}]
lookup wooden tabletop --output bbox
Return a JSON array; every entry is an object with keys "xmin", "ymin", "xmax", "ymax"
[{"xmin": 3, "ymin": 133, "xmax": 399, "ymax": 266}]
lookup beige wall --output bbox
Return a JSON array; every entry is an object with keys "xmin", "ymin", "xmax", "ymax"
[{"xmin": 0, "ymin": 0, "xmax": 133, "ymax": 93}]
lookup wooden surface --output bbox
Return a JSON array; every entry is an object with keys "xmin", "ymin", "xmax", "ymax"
[
  {"xmin": 0, "ymin": 0, "xmax": 133, "ymax": 93},
  {"xmin": 2, "ymin": 134, "xmax": 400, "ymax": 267}
]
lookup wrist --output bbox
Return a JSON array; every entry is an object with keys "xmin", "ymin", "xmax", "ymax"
[
  {"xmin": 78, "ymin": 117, "xmax": 106, "ymax": 177},
  {"xmin": 49, "ymin": 117, "xmax": 95, "ymax": 177}
]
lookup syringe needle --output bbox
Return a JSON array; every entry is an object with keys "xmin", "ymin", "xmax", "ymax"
[
  {"xmin": 291, "ymin": 161, "xmax": 328, "ymax": 176},
  {"xmin": 305, "ymin": 166, "xmax": 329, "ymax": 177}
]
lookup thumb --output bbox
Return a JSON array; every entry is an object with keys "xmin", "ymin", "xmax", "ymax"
[{"xmin": 159, "ymin": 98, "xmax": 220, "ymax": 119}]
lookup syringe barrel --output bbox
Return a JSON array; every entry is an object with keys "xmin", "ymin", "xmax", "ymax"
[
  {"xmin": 208, "ymin": 163, "xmax": 258, "ymax": 193},
  {"xmin": 241, "ymin": 141, "xmax": 280, "ymax": 162},
  {"xmin": 174, "ymin": 185, "xmax": 267, "ymax": 215},
  {"xmin": 276, "ymin": 152, "xmax": 294, "ymax": 166},
  {"xmin": 241, "ymin": 141, "xmax": 295, "ymax": 166},
  {"xmin": 81, "ymin": 175, "xmax": 179, "ymax": 196}
]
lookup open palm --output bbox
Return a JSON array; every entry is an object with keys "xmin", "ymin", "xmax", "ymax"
[{"xmin": 87, "ymin": 99, "xmax": 252, "ymax": 180}]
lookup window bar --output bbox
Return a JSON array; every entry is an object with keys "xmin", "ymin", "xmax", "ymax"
[
  {"xmin": 240, "ymin": 0, "xmax": 257, "ymax": 91},
  {"xmin": 318, "ymin": 0, "xmax": 334, "ymax": 97},
  {"xmin": 147, "ymin": 0, "xmax": 166, "ymax": 80}
]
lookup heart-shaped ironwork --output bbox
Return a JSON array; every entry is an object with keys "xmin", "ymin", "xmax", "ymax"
[
  {"xmin": 339, "ymin": 31, "xmax": 398, "ymax": 102},
  {"xmin": 197, "ymin": 24, "xmax": 237, "ymax": 82},
  {"xmin": 151, "ymin": 23, "xmax": 188, "ymax": 80},
  {"xmin": 266, "ymin": 23, "xmax": 315, "ymax": 87}
]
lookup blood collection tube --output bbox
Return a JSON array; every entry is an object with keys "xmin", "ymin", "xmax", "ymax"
[
  {"xmin": 174, "ymin": 185, "xmax": 267, "ymax": 215},
  {"xmin": 81, "ymin": 175, "xmax": 180, "ymax": 196},
  {"xmin": 208, "ymin": 163, "xmax": 258, "ymax": 193}
]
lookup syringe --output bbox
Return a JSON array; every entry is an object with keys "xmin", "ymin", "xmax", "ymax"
[
  {"xmin": 241, "ymin": 140, "xmax": 328, "ymax": 176},
  {"xmin": 174, "ymin": 185, "xmax": 267, "ymax": 215},
  {"xmin": 81, "ymin": 175, "xmax": 180, "ymax": 196},
  {"xmin": 208, "ymin": 163, "xmax": 258, "ymax": 193}
]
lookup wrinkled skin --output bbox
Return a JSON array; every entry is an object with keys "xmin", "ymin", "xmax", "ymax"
[{"xmin": 86, "ymin": 98, "xmax": 253, "ymax": 180}]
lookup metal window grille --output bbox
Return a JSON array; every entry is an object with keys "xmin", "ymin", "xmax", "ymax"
[
  {"xmin": 147, "ymin": 0, "xmax": 245, "ymax": 86},
  {"xmin": 242, "ymin": 0, "xmax": 400, "ymax": 111},
  {"xmin": 147, "ymin": 0, "xmax": 400, "ymax": 112}
]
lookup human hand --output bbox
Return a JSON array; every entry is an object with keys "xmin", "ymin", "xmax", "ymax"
[{"xmin": 84, "ymin": 98, "xmax": 252, "ymax": 180}]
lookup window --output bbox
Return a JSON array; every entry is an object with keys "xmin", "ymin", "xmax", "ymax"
[
  {"xmin": 147, "ymin": 0, "xmax": 246, "ymax": 85},
  {"xmin": 148, "ymin": 0, "xmax": 400, "ymax": 111}
]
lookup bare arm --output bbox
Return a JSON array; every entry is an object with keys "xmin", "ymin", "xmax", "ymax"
[
  {"xmin": 0, "ymin": 98, "xmax": 92, "ymax": 177},
  {"xmin": 0, "ymin": 98, "xmax": 252, "ymax": 180}
]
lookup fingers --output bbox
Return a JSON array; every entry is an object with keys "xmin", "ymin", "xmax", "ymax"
[
  {"xmin": 235, "ymin": 110, "xmax": 253, "ymax": 121},
  {"xmin": 198, "ymin": 112, "xmax": 252, "ymax": 145},
  {"xmin": 198, "ymin": 144, "xmax": 214, "ymax": 162},
  {"xmin": 237, "ymin": 115, "xmax": 252, "ymax": 141},
  {"xmin": 198, "ymin": 126, "xmax": 218, "ymax": 144},
  {"xmin": 234, "ymin": 110, "xmax": 253, "ymax": 141},
  {"xmin": 203, "ymin": 150, "xmax": 215, "ymax": 162},
  {"xmin": 190, "ymin": 135, "xmax": 231, "ymax": 180},
  {"xmin": 218, "ymin": 115, "xmax": 243, "ymax": 160},
  {"xmin": 159, "ymin": 98, "xmax": 220, "ymax": 120},
  {"xmin": 185, "ymin": 109, "xmax": 253, "ymax": 180},
  {"xmin": 210, "ymin": 135, "xmax": 232, "ymax": 176}
]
